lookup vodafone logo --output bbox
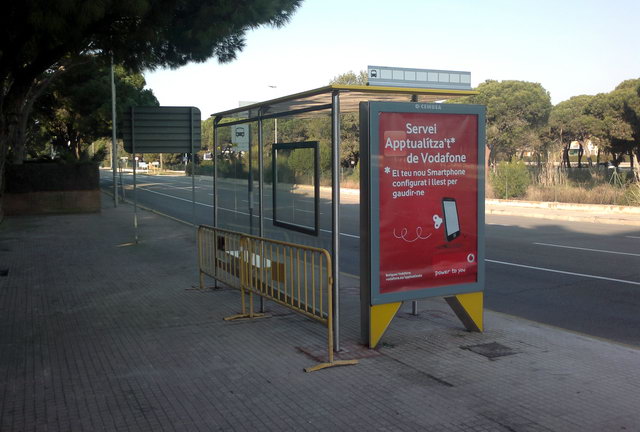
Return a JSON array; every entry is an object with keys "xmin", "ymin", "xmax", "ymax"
[{"xmin": 467, "ymin": 253, "xmax": 475, "ymax": 263}]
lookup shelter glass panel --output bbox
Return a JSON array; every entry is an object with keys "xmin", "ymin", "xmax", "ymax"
[
  {"xmin": 272, "ymin": 142, "xmax": 319, "ymax": 236},
  {"xmin": 259, "ymin": 114, "xmax": 332, "ymax": 253},
  {"xmin": 215, "ymin": 122, "xmax": 252, "ymax": 234}
]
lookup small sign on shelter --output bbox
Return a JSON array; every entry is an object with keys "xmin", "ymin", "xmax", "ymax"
[{"xmin": 231, "ymin": 124, "xmax": 250, "ymax": 152}]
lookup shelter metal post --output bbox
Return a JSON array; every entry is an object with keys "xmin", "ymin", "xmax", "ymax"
[
  {"xmin": 132, "ymin": 107, "xmax": 139, "ymax": 244},
  {"xmin": 213, "ymin": 117, "xmax": 221, "ymax": 289},
  {"xmin": 110, "ymin": 55, "xmax": 118, "ymax": 207},
  {"xmin": 258, "ymin": 112, "xmax": 265, "ymax": 312},
  {"xmin": 191, "ymin": 107, "xmax": 196, "ymax": 226},
  {"xmin": 213, "ymin": 117, "xmax": 221, "ymax": 228},
  {"xmin": 331, "ymin": 91, "xmax": 341, "ymax": 352},
  {"xmin": 248, "ymin": 124, "xmax": 253, "ymax": 235},
  {"xmin": 258, "ymin": 115, "xmax": 265, "ymax": 238}
]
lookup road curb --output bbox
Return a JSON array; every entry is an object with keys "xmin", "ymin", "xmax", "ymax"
[
  {"xmin": 486, "ymin": 199, "xmax": 640, "ymax": 214},
  {"xmin": 486, "ymin": 207, "xmax": 640, "ymax": 226}
]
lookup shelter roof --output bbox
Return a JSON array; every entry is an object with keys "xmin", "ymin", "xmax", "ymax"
[{"xmin": 211, "ymin": 84, "xmax": 477, "ymax": 121}]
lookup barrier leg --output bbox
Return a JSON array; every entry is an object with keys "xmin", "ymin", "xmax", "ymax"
[
  {"xmin": 304, "ymin": 296, "xmax": 358, "ymax": 373},
  {"xmin": 224, "ymin": 285, "xmax": 267, "ymax": 321},
  {"xmin": 304, "ymin": 348, "xmax": 359, "ymax": 373}
]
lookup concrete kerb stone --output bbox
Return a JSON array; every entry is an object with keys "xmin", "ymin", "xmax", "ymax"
[
  {"xmin": 486, "ymin": 198, "xmax": 640, "ymax": 214},
  {"xmin": 486, "ymin": 199, "xmax": 640, "ymax": 226}
]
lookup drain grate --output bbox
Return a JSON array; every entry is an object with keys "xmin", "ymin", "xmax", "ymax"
[{"xmin": 461, "ymin": 342, "xmax": 518, "ymax": 359}]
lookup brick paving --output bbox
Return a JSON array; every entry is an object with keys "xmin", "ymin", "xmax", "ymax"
[{"xmin": 1, "ymin": 194, "xmax": 639, "ymax": 431}]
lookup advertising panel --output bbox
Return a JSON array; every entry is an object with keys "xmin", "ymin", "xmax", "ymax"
[{"xmin": 361, "ymin": 102, "xmax": 485, "ymax": 305}]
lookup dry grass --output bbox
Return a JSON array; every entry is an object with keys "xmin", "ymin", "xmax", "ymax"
[
  {"xmin": 624, "ymin": 182, "xmax": 640, "ymax": 206},
  {"xmin": 524, "ymin": 184, "xmax": 628, "ymax": 205}
]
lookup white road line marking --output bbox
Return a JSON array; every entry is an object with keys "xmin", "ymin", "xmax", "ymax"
[
  {"xmin": 104, "ymin": 178, "xmax": 361, "ymax": 239},
  {"xmin": 533, "ymin": 242, "xmax": 640, "ymax": 257},
  {"xmin": 626, "ymin": 236, "xmax": 640, "ymax": 239},
  {"xmin": 486, "ymin": 259, "xmax": 640, "ymax": 286},
  {"xmin": 333, "ymin": 231, "xmax": 359, "ymax": 239},
  {"xmin": 138, "ymin": 188, "xmax": 213, "ymax": 208}
]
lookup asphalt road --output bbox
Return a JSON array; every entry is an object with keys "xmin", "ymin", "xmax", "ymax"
[{"xmin": 101, "ymin": 170, "xmax": 640, "ymax": 346}]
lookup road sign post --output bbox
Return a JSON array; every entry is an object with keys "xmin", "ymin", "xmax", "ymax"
[{"xmin": 121, "ymin": 106, "xmax": 202, "ymax": 240}]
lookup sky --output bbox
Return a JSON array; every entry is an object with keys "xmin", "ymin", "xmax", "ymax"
[{"xmin": 144, "ymin": 0, "xmax": 640, "ymax": 117}]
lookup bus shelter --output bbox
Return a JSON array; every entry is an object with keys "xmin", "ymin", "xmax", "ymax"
[{"xmin": 210, "ymin": 84, "xmax": 477, "ymax": 350}]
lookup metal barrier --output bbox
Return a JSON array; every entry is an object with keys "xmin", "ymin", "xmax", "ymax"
[
  {"xmin": 197, "ymin": 225, "xmax": 357, "ymax": 372},
  {"xmin": 198, "ymin": 225, "xmax": 243, "ymax": 291}
]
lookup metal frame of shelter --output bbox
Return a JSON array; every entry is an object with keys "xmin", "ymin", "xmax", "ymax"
[{"xmin": 210, "ymin": 84, "xmax": 477, "ymax": 350}]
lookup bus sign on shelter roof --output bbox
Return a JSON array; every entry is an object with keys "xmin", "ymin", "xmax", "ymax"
[{"xmin": 368, "ymin": 65, "xmax": 471, "ymax": 91}]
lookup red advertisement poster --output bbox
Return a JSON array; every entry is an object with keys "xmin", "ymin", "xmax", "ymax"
[{"xmin": 378, "ymin": 112, "xmax": 478, "ymax": 294}]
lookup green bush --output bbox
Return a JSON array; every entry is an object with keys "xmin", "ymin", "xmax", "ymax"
[
  {"xmin": 185, "ymin": 159, "xmax": 251, "ymax": 179},
  {"xmin": 491, "ymin": 161, "xmax": 531, "ymax": 199},
  {"xmin": 186, "ymin": 160, "xmax": 213, "ymax": 176}
]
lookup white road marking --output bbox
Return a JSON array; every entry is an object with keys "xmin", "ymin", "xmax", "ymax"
[
  {"xmin": 335, "ymin": 231, "xmax": 359, "ymax": 239},
  {"xmin": 138, "ymin": 188, "xmax": 214, "ymax": 208},
  {"xmin": 533, "ymin": 242, "xmax": 640, "ymax": 257},
  {"xmin": 626, "ymin": 236, "xmax": 640, "ymax": 239},
  {"xmin": 486, "ymin": 259, "xmax": 640, "ymax": 286},
  {"xmin": 114, "ymin": 182, "xmax": 361, "ymax": 240}
]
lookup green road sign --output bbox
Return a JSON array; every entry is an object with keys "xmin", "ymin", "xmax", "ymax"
[{"xmin": 121, "ymin": 106, "xmax": 201, "ymax": 154}]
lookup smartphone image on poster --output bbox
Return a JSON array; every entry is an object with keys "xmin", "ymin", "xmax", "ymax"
[{"xmin": 442, "ymin": 198, "xmax": 460, "ymax": 241}]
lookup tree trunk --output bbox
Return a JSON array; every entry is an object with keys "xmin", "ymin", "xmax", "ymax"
[
  {"xmin": 577, "ymin": 143, "xmax": 584, "ymax": 168},
  {"xmin": 0, "ymin": 133, "xmax": 7, "ymax": 219},
  {"xmin": 611, "ymin": 152, "xmax": 624, "ymax": 168},
  {"xmin": 1, "ymin": 78, "xmax": 34, "ymax": 216},
  {"xmin": 632, "ymin": 149, "xmax": 640, "ymax": 182},
  {"xmin": 562, "ymin": 144, "xmax": 571, "ymax": 168}
]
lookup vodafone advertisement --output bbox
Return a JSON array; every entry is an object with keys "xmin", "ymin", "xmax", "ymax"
[{"xmin": 377, "ymin": 111, "xmax": 479, "ymax": 295}]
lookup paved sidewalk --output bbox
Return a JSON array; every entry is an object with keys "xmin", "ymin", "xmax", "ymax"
[{"xmin": 1, "ymin": 194, "xmax": 639, "ymax": 431}]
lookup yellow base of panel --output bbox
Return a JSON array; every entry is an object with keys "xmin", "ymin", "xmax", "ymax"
[
  {"xmin": 445, "ymin": 292, "xmax": 483, "ymax": 332},
  {"xmin": 369, "ymin": 302, "xmax": 402, "ymax": 348}
]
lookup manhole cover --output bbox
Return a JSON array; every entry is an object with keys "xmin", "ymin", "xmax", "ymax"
[{"xmin": 461, "ymin": 342, "xmax": 518, "ymax": 359}]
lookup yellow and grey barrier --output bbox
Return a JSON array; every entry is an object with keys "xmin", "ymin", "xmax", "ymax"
[
  {"xmin": 197, "ymin": 225, "xmax": 357, "ymax": 372},
  {"xmin": 197, "ymin": 225, "xmax": 244, "ymax": 291}
]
